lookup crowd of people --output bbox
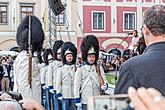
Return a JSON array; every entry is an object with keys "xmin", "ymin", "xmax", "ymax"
[
  {"xmin": 1, "ymin": 4, "xmax": 165, "ymax": 110},
  {"xmin": 115, "ymin": 4, "xmax": 165, "ymax": 110},
  {"xmin": 0, "ymin": 56, "xmax": 15, "ymax": 92}
]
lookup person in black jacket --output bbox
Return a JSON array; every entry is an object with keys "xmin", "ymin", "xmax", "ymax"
[
  {"xmin": 1, "ymin": 58, "xmax": 10, "ymax": 92},
  {"xmin": 115, "ymin": 5, "xmax": 165, "ymax": 96},
  {"xmin": 0, "ymin": 61, "xmax": 3, "ymax": 80},
  {"xmin": 137, "ymin": 34, "xmax": 147, "ymax": 55},
  {"xmin": 0, "ymin": 60, "xmax": 3, "ymax": 91}
]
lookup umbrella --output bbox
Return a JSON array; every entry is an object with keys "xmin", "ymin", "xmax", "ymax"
[{"xmin": 0, "ymin": 51, "xmax": 19, "ymax": 56}]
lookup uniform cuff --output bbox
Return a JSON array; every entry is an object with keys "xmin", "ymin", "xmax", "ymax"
[
  {"xmin": 48, "ymin": 86, "xmax": 53, "ymax": 90},
  {"xmin": 74, "ymin": 98, "xmax": 81, "ymax": 103},
  {"xmin": 41, "ymin": 83, "xmax": 45, "ymax": 87},
  {"xmin": 57, "ymin": 93, "xmax": 62, "ymax": 98}
]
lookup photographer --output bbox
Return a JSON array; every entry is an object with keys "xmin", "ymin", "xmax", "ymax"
[
  {"xmin": 128, "ymin": 87, "xmax": 165, "ymax": 110},
  {"xmin": 0, "ymin": 93, "xmax": 44, "ymax": 110}
]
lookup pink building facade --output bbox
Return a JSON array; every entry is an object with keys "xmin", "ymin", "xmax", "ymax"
[{"xmin": 77, "ymin": 0, "xmax": 165, "ymax": 53}]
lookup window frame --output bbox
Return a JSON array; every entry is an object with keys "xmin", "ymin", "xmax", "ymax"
[
  {"xmin": 19, "ymin": 3, "xmax": 35, "ymax": 22},
  {"xmin": 0, "ymin": 3, "xmax": 8, "ymax": 25},
  {"xmin": 123, "ymin": 11, "xmax": 136, "ymax": 31},
  {"xmin": 55, "ymin": 11, "xmax": 66, "ymax": 26},
  {"xmin": 92, "ymin": 11, "xmax": 106, "ymax": 31}
]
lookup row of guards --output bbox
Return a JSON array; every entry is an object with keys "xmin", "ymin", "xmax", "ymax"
[
  {"xmin": 38, "ymin": 35, "xmax": 117, "ymax": 110},
  {"xmin": 40, "ymin": 48, "xmax": 133, "ymax": 110},
  {"xmin": 14, "ymin": 13, "xmax": 131, "ymax": 110},
  {"xmin": 13, "ymin": 0, "xmax": 132, "ymax": 110}
]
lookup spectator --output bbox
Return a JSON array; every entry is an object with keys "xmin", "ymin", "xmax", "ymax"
[
  {"xmin": 0, "ymin": 100, "xmax": 22, "ymax": 110},
  {"xmin": 0, "ymin": 93, "xmax": 44, "ymax": 110},
  {"xmin": 128, "ymin": 30, "xmax": 139, "ymax": 56},
  {"xmin": 0, "ymin": 99, "xmax": 44, "ymax": 110},
  {"xmin": 137, "ymin": 34, "xmax": 147, "ymax": 55},
  {"xmin": 19, "ymin": 99, "xmax": 44, "ymax": 110},
  {"xmin": 115, "ymin": 5, "xmax": 165, "ymax": 96},
  {"xmin": 0, "ymin": 60, "xmax": 3, "ymax": 80},
  {"xmin": 1, "ymin": 58, "xmax": 10, "ymax": 92},
  {"xmin": 128, "ymin": 87, "xmax": 165, "ymax": 110}
]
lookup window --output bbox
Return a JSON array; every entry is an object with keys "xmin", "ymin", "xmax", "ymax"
[
  {"xmin": 55, "ymin": 11, "xmax": 65, "ymax": 25},
  {"xmin": 0, "ymin": 4, "xmax": 8, "ymax": 24},
  {"xmin": 93, "ymin": 12, "xmax": 105, "ymax": 30},
  {"xmin": 124, "ymin": 13, "xmax": 135, "ymax": 30},
  {"xmin": 20, "ymin": 5, "xmax": 34, "ymax": 21}
]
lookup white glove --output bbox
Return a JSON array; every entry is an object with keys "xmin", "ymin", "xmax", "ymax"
[
  {"xmin": 101, "ymin": 83, "xmax": 108, "ymax": 91},
  {"xmin": 75, "ymin": 102, "xmax": 81, "ymax": 107},
  {"xmin": 58, "ymin": 96, "xmax": 63, "ymax": 101},
  {"xmin": 42, "ymin": 85, "xmax": 47, "ymax": 90},
  {"xmin": 76, "ymin": 103, "xmax": 82, "ymax": 110},
  {"xmin": 77, "ymin": 105, "xmax": 82, "ymax": 110},
  {"xmin": 105, "ymin": 87, "xmax": 114, "ymax": 95},
  {"xmin": 49, "ymin": 89, "xmax": 55, "ymax": 93}
]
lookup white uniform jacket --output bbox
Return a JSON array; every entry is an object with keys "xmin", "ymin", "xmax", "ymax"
[
  {"xmin": 14, "ymin": 51, "xmax": 41, "ymax": 103},
  {"xmin": 56, "ymin": 64, "xmax": 76, "ymax": 99},
  {"xmin": 38, "ymin": 63, "xmax": 46, "ymax": 85},
  {"xmin": 74, "ymin": 64, "xmax": 107, "ymax": 104},
  {"xmin": 47, "ymin": 60, "xmax": 62, "ymax": 89},
  {"xmin": 42, "ymin": 65, "xmax": 49, "ymax": 87}
]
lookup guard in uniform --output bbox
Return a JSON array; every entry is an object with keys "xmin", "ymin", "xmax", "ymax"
[
  {"xmin": 74, "ymin": 35, "xmax": 111, "ymax": 110},
  {"xmin": 47, "ymin": 40, "xmax": 64, "ymax": 110},
  {"xmin": 37, "ymin": 50, "xmax": 46, "ymax": 105},
  {"xmin": 42, "ymin": 48, "xmax": 54, "ymax": 110},
  {"xmin": 14, "ymin": 15, "xmax": 45, "ymax": 103},
  {"xmin": 56, "ymin": 42, "xmax": 77, "ymax": 110}
]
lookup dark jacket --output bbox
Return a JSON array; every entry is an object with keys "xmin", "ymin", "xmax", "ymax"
[
  {"xmin": 1, "ymin": 65, "xmax": 11, "ymax": 79},
  {"xmin": 0, "ymin": 66, "xmax": 3, "ymax": 80},
  {"xmin": 137, "ymin": 36, "xmax": 146, "ymax": 54},
  {"xmin": 115, "ymin": 42, "xmax": 165, "ymax": 96}
]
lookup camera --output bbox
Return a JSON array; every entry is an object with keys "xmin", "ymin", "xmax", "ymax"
[
  {"xmin": 88, "ymin": 94, "xmax": 134, "ymax": 110},
  {"xmin": 0, "ymin": 91, "xmax": 23, "ymax": 101},
  {"xmin": 8, "ymin": 91, "xmax": 23, "ymax": 101}
]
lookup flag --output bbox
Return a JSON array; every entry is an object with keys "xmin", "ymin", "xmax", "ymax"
[{"xmin": 43, "ymin": 8, "xmax": 47, "ymax": 32}]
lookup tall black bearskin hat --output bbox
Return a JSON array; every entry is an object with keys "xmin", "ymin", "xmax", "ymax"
[
  {"xmin": 61, "ymin": 42, "xmax": 77, "ymax": 65},
  {"xmin": 16, "ymin": 15, "xmax": 45, "ymax": 53},
  {"xmin": 53, "ymin": 40, "xmax": 64, "ymax": 60},
  {"xmin": 80, "ymin": 35, "xmax": 99, "ymax": 64},
  {"xmin": 43, "ymin": 48, "xmax": 53, "ymax": 66}
]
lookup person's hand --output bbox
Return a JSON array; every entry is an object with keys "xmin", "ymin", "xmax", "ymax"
[
  {"xmin": 101, "ymin": 83, "xmax": 108, "ymax": 91},
  {"xmin": 42, "ymin": 85, "xmax": 47, "ymax": 90},
  {"xmin": 57, "ymin": 93, "xmax": 63, "ymax": 101},
  {"xmin": 58, "ymin": 96, "xmax": 63, "ymax": 101},
  {"xmin": 0, "ymin": 93, "xmax": 12, "ymax": 100},
  {"xmin": 19, "ymin": 98, "xmax": 44, "ymax": 110},
  {"xmin": 128, "ymin": 87, "xmax": 165, "ymax": 110},
  {"xmin": 75, "ymin": 102, "xmax": 82, "ymax": 110},
  {"xmin": 49, "ymin": 89, "xmax": 55, "ymax": 94},
  {"xmin": 105, "ymin": 87, "xmax": 114, "ymax": 95}
]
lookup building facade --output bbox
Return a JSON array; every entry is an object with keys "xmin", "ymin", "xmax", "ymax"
[
  {"xmin": 0, "ymin": 0, "xmax": 78, "ymax": 51},
  {"xmin": 77, "ymin": 0, "xmax": 165, "ymax": 53},
  {"xmin": 0, "ymin": 0, "xmax": 164, "ymax": 53}
]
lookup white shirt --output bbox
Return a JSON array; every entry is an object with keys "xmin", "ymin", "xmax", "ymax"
[
  {"xmin": 3, "ymin": 65, "xmax": 8, "ymax": 77},
  {"xmin": 131, "ymin": 36, "xmax": 139, "ymax": 46}
]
